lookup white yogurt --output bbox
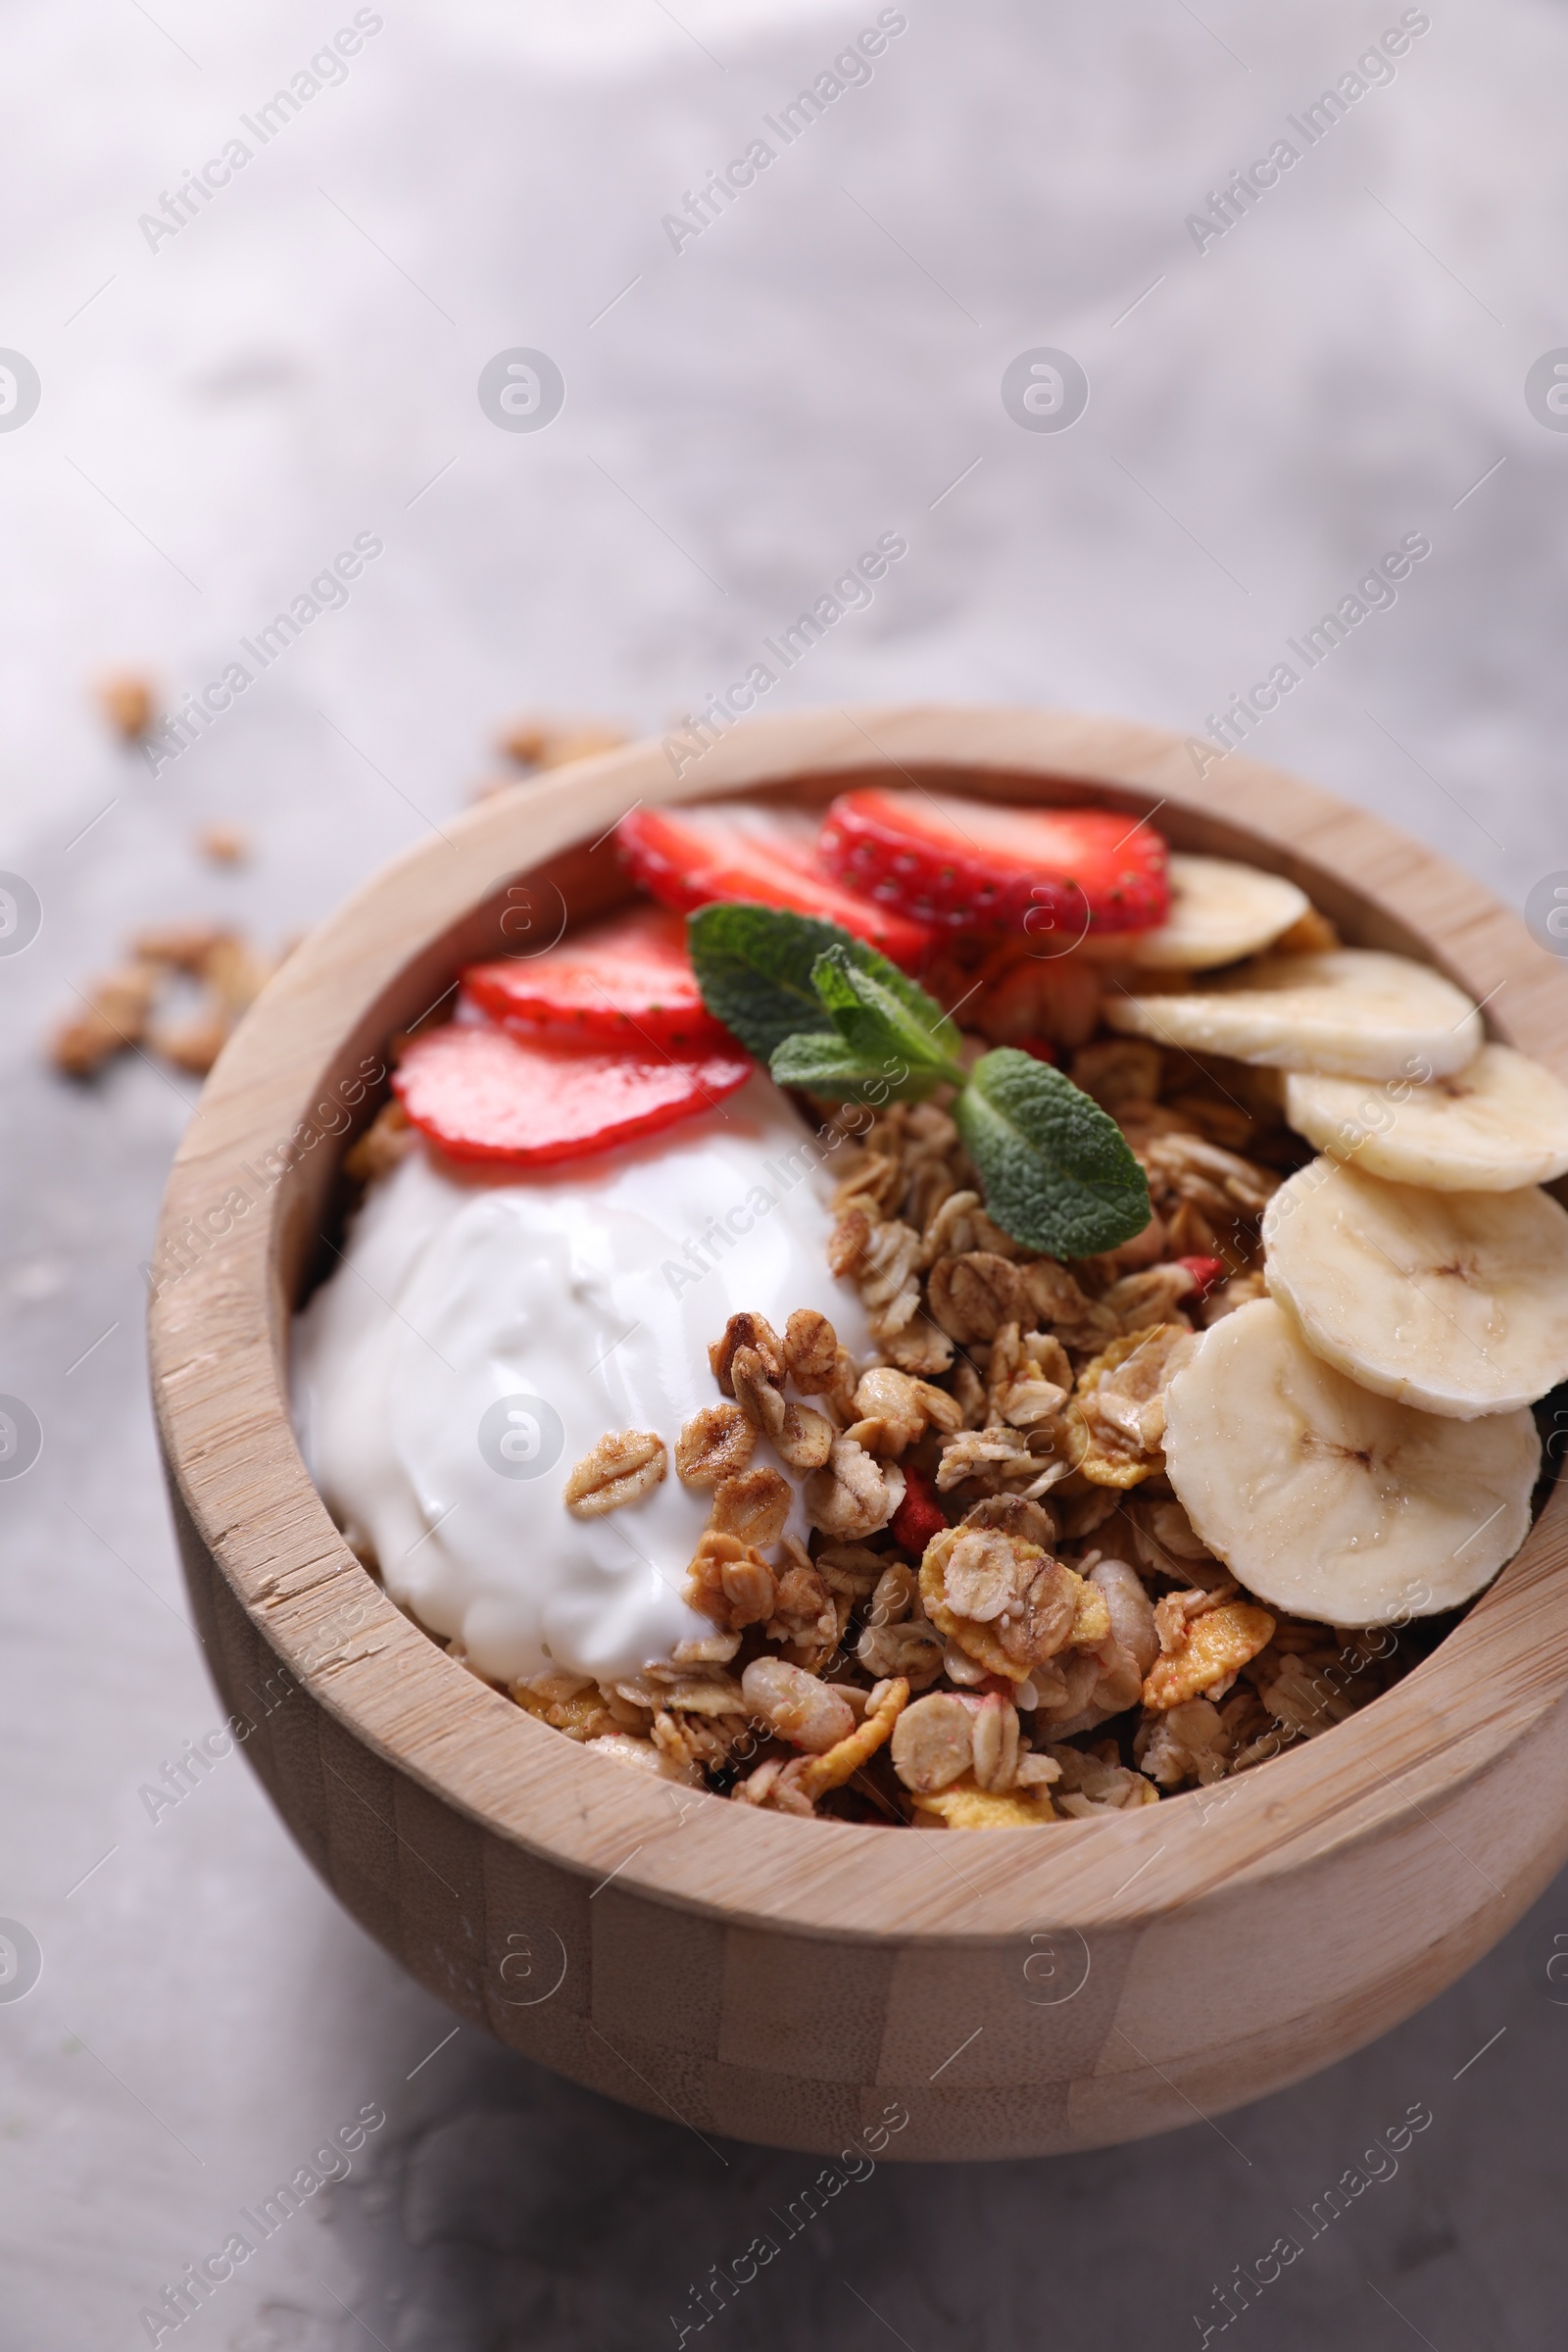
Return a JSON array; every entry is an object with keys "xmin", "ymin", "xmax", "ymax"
[{"xmin": 290, "ymin": 1073, "xmax": 872, "ymax": 1685}]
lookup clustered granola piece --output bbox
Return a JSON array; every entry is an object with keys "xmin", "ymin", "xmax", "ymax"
[{"xmin": 500, "ymin": 991, "xmax": 1445, "ymax": 1826}]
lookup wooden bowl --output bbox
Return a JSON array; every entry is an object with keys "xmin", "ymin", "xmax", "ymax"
[{"xmin": 149, "ymin": 707, "xmax": 1568, "ymax": 2161}]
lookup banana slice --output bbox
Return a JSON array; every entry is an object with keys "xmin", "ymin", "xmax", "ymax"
[
  {"xmin": 1261, "ymin": 1157, "xmax": 1568, "ymax": 1417},
  {"xmin": 1285, "ymin": 1044, "xmax": 1568, "ymax": 1192},
  {"xmin": 1122, "ymin": 855, "xmax": 1310, "ymax": 970},
  {"xmin": 1103, "ymin": 948, "xmax": 1482, "ymax": 1080},
  {"xmin": 1162, "ymin": 1298, "xmax": 1540, "ymax": 1623}
]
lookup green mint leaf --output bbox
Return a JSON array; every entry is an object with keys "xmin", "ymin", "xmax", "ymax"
[
  {"xmin": 686, "ymin": 903, "xmax": 847, "ymax": 1059},
  {"xmin": 956, "ymin": 1049, "xmax": 1152, "ymax": 1258},
  {"xmin": 687, "ymin": 903, "xmax": 942, "ymax": 1062},
  {"xmin": 808, "ymin": 940, "xmax": 960, "ymax": 1050},
  {"xmin": 768, "ymin": 1031, "xmax": 921, "ymax": 1103},
  {"xmin": 809, "ymin": 946, "xmax": 964, "ymax": 1089}
]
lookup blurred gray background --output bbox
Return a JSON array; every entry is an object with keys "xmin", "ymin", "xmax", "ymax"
[{"xmin": 3, "ymin": 0, "xmax": 1568, "ymax": 2344}]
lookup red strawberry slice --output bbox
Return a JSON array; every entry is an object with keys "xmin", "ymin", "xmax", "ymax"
[
  {"xmin": 818, "ymin": 788, "xmax": 1168, "ymax": 939},
  {"xmin": 616, "ymin": 802, "xmax": 933, "ymax": 970},
  {"xmin": 464, "ymin": 905, "xmax": 732, "ymax": 1052},
  {"xmin": 890, "ymin": 1465, "xmax": 949, "ymax": 1558},
  {"xmin": 1174, "ymin": 1253, "xmax": 1228, "ymax": 1300},
  {"xmin": 393, "ymin": 1022, "xmax": 754, "ymax": 1167}
]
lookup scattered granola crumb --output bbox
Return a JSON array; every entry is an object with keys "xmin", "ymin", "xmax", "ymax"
[
  {"xmin": 48, "ymin": 964, "xmax": 159, "ymax": 1076},
  {"xmin": 195, "ymin": 822, "xmax": 250, "ymax": 865},
  {"xmin": 132, "ymin": 924, "xmax": 228, "ymax": 972},
  {"xmin": 147, "ymin": 1010, "xmax": 228, "ymax": 1076},
  {"xmin": 47, "ymin": 924, "xmax": 283, "ymax": 1083},
  {"xmin": 497, "ymin": 718, "xmax": 629, "ymax": 770},
  {"xmin": 95, "ymin": 672, "xmax": 155, "ymax": 741}
]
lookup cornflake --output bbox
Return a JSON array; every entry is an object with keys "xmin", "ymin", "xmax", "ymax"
[
  {"xmin": 911, "ymin": 1781, "xmax": 1058, "ymax": 1830},
  {"xmin": 1143, "ymin": 1602, "xmax": 1276, "ymax": 1711}
]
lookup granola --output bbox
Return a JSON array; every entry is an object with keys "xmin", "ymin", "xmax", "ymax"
[
  {"xmin": 491, "ymin": 1004, "xmax": 1451, "ymax": 1827},
  {"xmin": 317, "ymin": 834, "xmax": 1491, "ymax": 1835},
  {"xmin": 48, "ymin": 922, "xmax": 283, "ymax": 1080},
  {"xmin": 563, "ymin": 1430, "xmax": 667, "ymax": 1517},
  {"xmin": 675, "ymin": 1402, "xmax": 757, "ymax": 1487}
]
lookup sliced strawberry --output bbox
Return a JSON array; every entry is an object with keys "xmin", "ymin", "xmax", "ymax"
[
  {"xmin": 393, "ymin": 1022, "xmax": 753, "ymax": 1167},
  {"xmin": 1013, "ymin": 1034, "xmax": 1058, "ymax": 1065},
  {"xmin": 818, "ymin": 788, "xmax": 1168, "ymax": 939},
  {"xmin": 617, "ymin": 802, "xmax": 933, "ymax": 971},
  {"xmin": 890, "ymin": 1465, "xmax": 949, "ymax": 1558},
  {"xmin": 464, "ymin": 906, "xmax": 732, "ymax": 1052},
  {"xmin": 1174, "ymin": 1253, "xmax": 1228, "ymax": 1299}
]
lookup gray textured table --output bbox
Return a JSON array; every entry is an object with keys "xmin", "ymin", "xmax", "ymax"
[{"xmin": 4, "ymin": 0, "xmax": 1568, "ymax": 2343}]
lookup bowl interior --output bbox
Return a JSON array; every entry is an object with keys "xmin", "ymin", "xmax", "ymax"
[{"xmin": 155, "ymin": 708, "xmax": 1568, "ymax": 1943}]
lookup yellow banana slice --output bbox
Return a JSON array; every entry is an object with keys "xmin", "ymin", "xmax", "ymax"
[
  {"xmin": 1261, "ymin": 1156, "xmax": 1568, "ymax": 1417},
  {"xmin": 1162, "ymin": 1298, "xmax": 1540, "ymax": 1623},
  {"xmin": 1103, "ymin": 948, "xmax": 1482, "ymax": 1080},
  {"xmin": 1285, "ymin": 1043, "xmax": 1568, "ymax": 1191},
  {"xmin": 1122, "ymin": 854, "xmax": 1310, "ymax": 970}
]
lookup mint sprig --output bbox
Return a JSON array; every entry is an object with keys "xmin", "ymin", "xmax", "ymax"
[
  {"xmin": 687, "ymin": 904, "xmax": 1151, "ymax": 1259},
  {"xmin": 956, "ymin": 1049, "xmax": 1151, "ymax": 1258},
  {"xmin": 805, "ymin": 946, "xmax": 965, "ymax": 1095},
  {"xmin": 686, "ymin": 903, "xmax": 953, "ymax": 1065},
  {"xmin": 687, "ymin": 903, "xmax": 848, "ymax": 1059},
  {"xmin": 768, "ymin": 1030, "xmax": 917, "ymax": 1101}
]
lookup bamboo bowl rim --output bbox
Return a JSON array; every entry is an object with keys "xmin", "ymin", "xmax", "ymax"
[{"xmin": 149, "ymin": 705, "xmax": 1568, "ymax": 1945}]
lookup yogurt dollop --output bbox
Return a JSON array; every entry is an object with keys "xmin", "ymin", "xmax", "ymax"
[{"xmin": 291, "ymin": 1074, "xmax": 872, "ymax": 1684}]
